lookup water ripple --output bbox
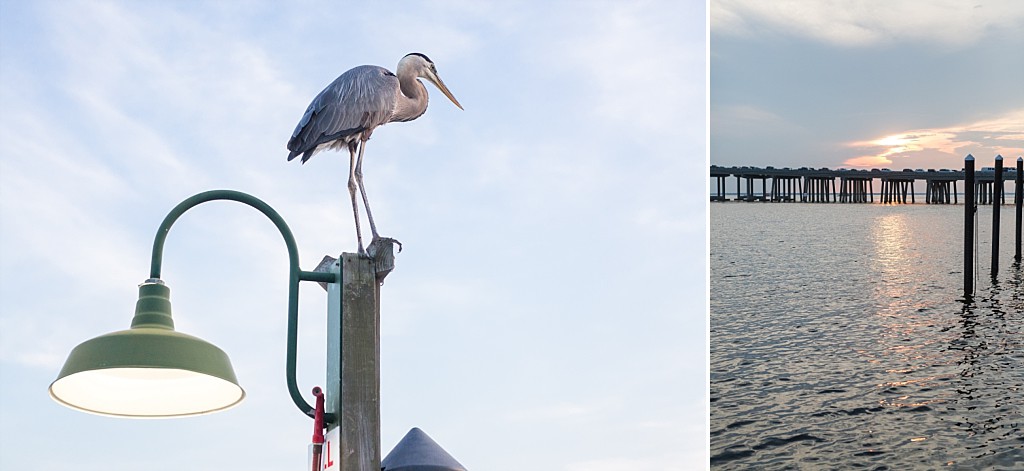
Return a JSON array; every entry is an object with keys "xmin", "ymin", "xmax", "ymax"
[{"xmin": 712, "ymin": 204, "xmax": 1024, "ymax": 470}]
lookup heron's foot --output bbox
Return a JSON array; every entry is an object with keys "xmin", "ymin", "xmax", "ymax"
[
  {"xmin": 367, "ymin": 236, "xmax": 402, "ymax": 258},
  {"xmin": 367, "ymin": 236, "xmax": 401, "ymax": 284},
  {"xmin": 371, "ymin": 236, "xmax": 401, "ymax": 253}
]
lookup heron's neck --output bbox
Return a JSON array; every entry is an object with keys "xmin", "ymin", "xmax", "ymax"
[{"xmin": 392, "ymin": 77, "xmax": 428, "ymax": 122}]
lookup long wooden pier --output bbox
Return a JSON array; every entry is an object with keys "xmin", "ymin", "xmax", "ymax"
[{"xmin": 710, "ymin": 165, "xmax": 1020, "ymax": 204}]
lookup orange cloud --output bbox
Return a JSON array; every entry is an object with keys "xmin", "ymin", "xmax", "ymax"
[
  {"xmin": 845, "ymin": 155, "xmax": 893, "ymax": 167},
  {"xmin": 843, "ymin": 109, "xmax": 1024, "ymax": 167}
]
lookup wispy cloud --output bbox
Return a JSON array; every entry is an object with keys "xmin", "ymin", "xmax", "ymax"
[
  {"xmin": 0, "ymin": 0, "xmax": 306, "ymax": 369},
  {"xmin": 565, "ymin": 454, "xmax": 695, "ymax": 471},
  {"xmin": 712, "ymin": 0, "xmax": 1024, "ymax": 47},
  {"xmin": 504, "ymin": 401, "xmax": 602, "ymax": 423},
  {"xmin": 843, "ymin": 108, "xmax": 1024, "ymax": 167},
  {"xmin": 712, "ymin": 104, "xmax": 808, "ymax": 138},
  {"xmin": 553, "ymin": 2, "xmax": 702, "ymax": 139}
]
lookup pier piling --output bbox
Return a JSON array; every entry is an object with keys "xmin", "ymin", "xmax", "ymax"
[
  {"xmin": 711, "ymin": 174, "xmax": 728, "ymax": 201},
  {"xmin": 1016, "ymin": 157, "xmax": 1022, "ymax": 263},
  {"xmin": 992, "ymin": 156, "xmax": 1002, "ymax": 277},
  {"xmin": 964, "ymin": 155, "xmax": 975, "ymax": 298}
]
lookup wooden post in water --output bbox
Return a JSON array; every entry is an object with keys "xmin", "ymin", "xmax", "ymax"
[
  {"xmin": 964, "ymin": 155, "xmax": 975, "ymax": 298},
  {"xmin": 992, "ymin": 156, "xmax": 1003, "ymax": 277},
  {"xmin": 1016, "ymin": 156, "xmax": 1022, "ymax": 263},
  {"xmin": 326, "ymin": 254, "xmax": 382, "ymax": 471}
]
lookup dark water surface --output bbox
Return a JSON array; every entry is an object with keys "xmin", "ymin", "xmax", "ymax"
[{"xmin": 710, "ymin": 203, "xmax": 1024, "ymax": 470}]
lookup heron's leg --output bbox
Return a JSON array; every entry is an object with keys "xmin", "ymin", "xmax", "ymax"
[
  {"xmin": 354, "ymin": 139, "xmax": 380, "ymax": 240},
  {"xmin": 347, "ymin": 144, "xmax": 366, "ymax": 254}
]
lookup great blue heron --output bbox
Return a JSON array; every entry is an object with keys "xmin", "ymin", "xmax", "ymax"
[{"xmin": 287, "ymin": 53, "xmax": 463, "ymax": 255}]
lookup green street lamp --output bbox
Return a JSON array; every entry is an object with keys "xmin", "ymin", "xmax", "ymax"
[
  {"xmin": 47, "ymin": 188, "xmax": 466, "ymax": 470},
  {"xmin": 48, "ymin": 190, "xmax": 336, "ymax": 420},
  {"xmin": 49, "ymin": 281, "xmax": 244, "ymax": 417}
]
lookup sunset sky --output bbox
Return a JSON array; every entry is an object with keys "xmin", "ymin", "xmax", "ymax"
[{"xmin": 711, "ymin": 0, "xmax": 1024, "ymax": 170}]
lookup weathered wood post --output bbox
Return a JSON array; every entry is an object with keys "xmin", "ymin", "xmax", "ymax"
[
  {"xmin": 964, "ymin": 154, "xmax": 975, "ymax": 298},
  {"xmin": 325, "ymin": 253, "xmax": 382, "ymax": 471},
  {"xmin": 992, "ymin": 156, "xmax": 1003, "ymax": 277},
  {"xmin": 1016, "ymin": 156, "xmax": 1022, "ymax": 263}
]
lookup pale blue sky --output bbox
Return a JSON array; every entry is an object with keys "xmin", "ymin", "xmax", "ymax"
[
  {"xmin": 712, "ymin": 0, "xmax": 1024, "ymax": 171},
  {"xmin": 0, "ymin": 1, "xmax": 705, "ymax": 470}
]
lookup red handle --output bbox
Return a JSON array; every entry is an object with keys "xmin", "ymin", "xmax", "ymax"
[{"xmin": 312, "ymin": 386, "xmax": 325, "ymax": 444}]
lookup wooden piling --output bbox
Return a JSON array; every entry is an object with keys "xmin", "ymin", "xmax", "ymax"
[
  {"xmin": 964, "ymin": 155, "xmax": 975, "ymax": 298},
  {"xmin": 993, "ymin": 156, "xmax": 1003, "ymax": 277},
  {"xmin": 1016, "ymin": 157, "xmax": 1022, "ymax": 263},
  {"xmin": 326, "ymin": 254, "xmax": 382, "ymax": 471}
]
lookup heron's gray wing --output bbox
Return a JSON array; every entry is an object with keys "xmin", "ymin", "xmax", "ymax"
[{"xmin": 288, "ymin": 65, "xmax": 400, "ymax": 163}]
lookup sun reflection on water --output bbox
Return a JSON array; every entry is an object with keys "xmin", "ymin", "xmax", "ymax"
[
  {"xmin": 866, "ymin": 212, "xmax": 956, "ymax": 411},
  {"xmin": 870, "ymin": 212, "xmax": 912, "ymax": 291}
]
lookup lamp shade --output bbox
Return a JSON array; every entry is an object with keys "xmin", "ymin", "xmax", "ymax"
[{"xmin": 49, "ymin": 281, "xmax": 245, "ymax": 418}]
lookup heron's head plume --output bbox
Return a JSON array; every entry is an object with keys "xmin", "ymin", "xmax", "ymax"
[
  {"xmin": 399, "ymin": 52, "xmax": 463, "ymax": 110},
  {"xmin": 403, "ymin": 52, "xmax": 433, "ymax": 64}
]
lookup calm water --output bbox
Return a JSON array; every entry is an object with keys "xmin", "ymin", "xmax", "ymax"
[{"xmin": 710, "ymin": 203, "xmax": 1024, "ymax": 470}]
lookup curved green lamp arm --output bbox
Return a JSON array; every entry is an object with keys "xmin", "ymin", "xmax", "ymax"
[{"xmin": 148, "ymin": 189, "xmax": 337, "ymax": 421}]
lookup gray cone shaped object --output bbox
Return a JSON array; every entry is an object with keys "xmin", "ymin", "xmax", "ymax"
[{"xmin": 381, "ymin": 427, "xmax": 466, "ymax": 471}]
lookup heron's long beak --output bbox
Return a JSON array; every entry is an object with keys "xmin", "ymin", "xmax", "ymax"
[{"xmin": 426, "ymin": 71, "xmax": 463, "ymax": 110}]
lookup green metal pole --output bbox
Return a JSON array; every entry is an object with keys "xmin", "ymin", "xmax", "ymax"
[{"xmin": 147, "ymin": 189, "xmax": 337, "ymax": 422}]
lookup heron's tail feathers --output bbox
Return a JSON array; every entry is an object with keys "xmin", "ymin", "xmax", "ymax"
[{"xmin": 286, "ymin": 144, "xmax": 315, "ymax": 164}]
